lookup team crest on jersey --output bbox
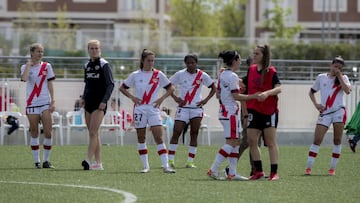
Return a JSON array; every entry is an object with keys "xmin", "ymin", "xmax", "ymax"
[
  {"xmin": 196, "ymin": 80, "xmax": 201, "ymax": 85},
  {"xmin": 42, "ymin": 70, "xmax": 47, "ymax": 76},
  {"xmin": 95, "ymin": 65, "xmax": 100, "ymax": 70},
  {"xmin": 152, "ymin": 78, "xmax": 158, "ymax": 83}
]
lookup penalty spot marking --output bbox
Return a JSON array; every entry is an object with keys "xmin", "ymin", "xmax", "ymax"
[{"xmin": 0, "ymin": 180, "xmax": 137, "ymax": 203}]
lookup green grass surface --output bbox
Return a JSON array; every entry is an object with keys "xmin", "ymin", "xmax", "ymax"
[{"xmin": 0, "ymin": 145, "xmax": 359, "ymax": 203}]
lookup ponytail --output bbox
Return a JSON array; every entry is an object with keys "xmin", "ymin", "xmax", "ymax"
[
  {"xmin": 140, "ymin": 49, "xmax": 155, "ymax": 69},
  {"xmin": 257, "ymin": 44, "xmax": 271, "ymax": 84}
]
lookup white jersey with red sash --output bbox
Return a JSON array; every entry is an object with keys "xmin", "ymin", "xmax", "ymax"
[
  {"xmin": 217, "ymin": 69, "xmax": 241, "ymax": 138},
  {"xmin": 123, "ymin": 69, "xmax": 171, "ymax": 106},
  {"xmin": 20, "ymin": 62, "xmax": 55, "ymax": 108},
  {"xmin": 312, "ymin": 73, "xmax": 351, "ymax": 115},
  {"xmin": 170, "ymin": 68, "xmax": 214, "ymax": 108},
  {"xmin": 217, "ymin": 69, "xmax": 240, "ymax": 119}
]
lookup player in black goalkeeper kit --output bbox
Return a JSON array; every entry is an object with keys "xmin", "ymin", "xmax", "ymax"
[{"xmin": 81, "ymin": 39, "xmax": 114, "ymax": 170}]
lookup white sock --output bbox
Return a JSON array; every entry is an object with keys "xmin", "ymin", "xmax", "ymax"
[
  {"xmin": 330, "ymin": 144, "xmax": 341, "ymax": 169},
  {"xmin": 210, "ymin": 144, "xmax": 232, "ymax": 173},
  {"xmin": 168, "ymin": 144, "xmax": 178, "ymax": 161},
  {"xmin": 43, "ymin": 138, "xmax": 52, "ymax": 162},
  {"xmin": 187, "ymin": 146, "xmax": 197, "ymax": 162},
  {"xmin": 137, "ymin": 143, "xmax": 149, "ymax": 169},
  {"xmin": 157, "ymin": 143, "xmax": 169, "ymax": 168},
  {"xmin": 30, "ymin": 137, "xmax": 40, "ymax": 163},
  {"xmin": 306, "ymin": 144, "xmax": 319, "ymax": 168},
  {"xmin": 228, "ymin": 146, "xmax": 239, "ymax": 175}
]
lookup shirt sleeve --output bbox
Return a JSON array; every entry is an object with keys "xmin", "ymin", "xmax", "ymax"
[
  {"xmin": 46, "ymin": 63, "xmax": 56, "ymax": 81},
  {"xmin": 82, "ymin": 64, "xmax": 88, "ymax": 99},
  {"xmin": 272, "ymin": 72, "xmax": 281, "ymax": 87},
  {"xmin": 202, "ymin": 72, "xmax": 214, "ymax": 88},
  {"xmin": 311, "ymin": 75, "xmax": 321, "ymax": 92},
  {"xmin": 343, "ymin": 75, "xmax": 351, "ymax": 86},
  {"xmin": 159, "ymin": 71, "xmax": 171, "ymax": 88},
  {"xmin": 123, "ymin": 72, "xmax": 136, "ymax": 88},
  {"xmin": 230, "ymin": 74, "xmax": 240, "ymax": 92},
  {"xmin": 169, "ymin": 72, "xmax": 178, "ymax": 85},
  {"xmin": 20, "ymin": 64, "xmax": 25, "ymax": 75},
  {"xmin": 20, "ymin": 64, "xmax": 25, "ymax": 81},
  {"xmin": 101, "ymin": 63, "xmax": 115, "ymax": 103}
]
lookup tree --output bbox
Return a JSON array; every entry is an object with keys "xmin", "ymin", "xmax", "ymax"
[
  {"xmin": 170, "ymin": 0, "xmax": 219, "ymax": 37},
  {"xmin": 47, "ymin": 4, "xmax": 78, "ymax": 51},
  {"xmin": 217, "ymin": 0, "xmax": 247, "ymax": 37},
  {"xmin": 0, "ymin": 35, "xmax": 12, "ymax": 57},
  {"xmin": 15, "ymin": 1, "xmax": 42, "ymax": 56},
  {"xmin": 262, "ymin": 0, "xmax": 302, "ymax": 39}
]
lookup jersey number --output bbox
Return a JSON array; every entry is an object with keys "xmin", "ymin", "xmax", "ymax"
[{"xmin": 134, "ymin": 113, "xmax": 143, "ymax": 122}]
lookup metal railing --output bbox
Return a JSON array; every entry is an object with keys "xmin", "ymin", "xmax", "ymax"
[{"xmin": 1, "ymin": 56, "xmax": 359, "ymax": 81}]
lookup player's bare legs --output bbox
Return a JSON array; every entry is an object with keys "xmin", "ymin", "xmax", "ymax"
[{"xmin": 85, "ymin": 110, "xmax": 104, "ymax": 167}]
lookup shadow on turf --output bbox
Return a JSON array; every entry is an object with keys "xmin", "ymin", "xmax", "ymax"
[
  {"xmin": 289, "ymin": 174, "xmax": 335, "ymax": 177},
  {"xmin": 0, "ymin": 167, "xmax": 87, "ymax": 171}
]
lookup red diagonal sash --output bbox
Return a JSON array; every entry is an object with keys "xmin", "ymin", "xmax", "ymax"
[
  {"xmin": 27, "ymin": 62, "xmax": 48, "ymax": 106},
  {"xmin": 183, "ymin": 70, "xmax": 203, "ymax": 105},
  {"xmin": 324, "ymin": 85, "xmax": 342, "ymax": 111},
  {"xmin": 141, "ymin": 69, "xmax": 159, "ymax": 104}
]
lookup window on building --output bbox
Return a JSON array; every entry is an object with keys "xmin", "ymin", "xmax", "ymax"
[
  {"xmin": 313, "ymin": 0, "xmax": 347, "ymax": 12},
  {"xmin": 22, "ymin": 0, "xmax": 56, "ymax": 2},
  {"xmin": 0, "ymin": 0, "xmax": 3, "ymax": 11},
  {"xmin": 122, "ymin": 0, "xmax": 154, "ymax": 11},
  {"xmin": 260, "ymin": 0, "xmax": 296, "ymax": 22},
  {"xmin": 73, "ymin": 0, "xmax": 106, "ymax": 2}
]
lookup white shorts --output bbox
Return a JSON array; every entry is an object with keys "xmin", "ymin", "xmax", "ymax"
[
  {"xmin": 26, "ymin": 104, "xmax": 50, "ymax": 115},
  {"xmin": 220, "ymin": 114, "xmax": 241, "ymax": 139},
  {"xmin": 316, "ymin": 107, "xmax": 346, "ymax": 127},
  {"xmin": 174, "ymin": 107, "xmax": 203, "ymax": 123},
  {"xmin": 133, "ymin": 105, "xmax": 162, "ymax": 128}
]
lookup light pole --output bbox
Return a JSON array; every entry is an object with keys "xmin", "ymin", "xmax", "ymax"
[{"xmin": 352, "ymin": 66, "xmax": 358, "ymax": 82}]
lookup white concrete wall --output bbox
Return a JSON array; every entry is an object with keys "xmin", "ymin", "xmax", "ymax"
[{"xmin": 3, "ymin": 79, "xmax": 359, "ymax": 132}]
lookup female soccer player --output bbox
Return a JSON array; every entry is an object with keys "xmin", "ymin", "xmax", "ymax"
[
  {"xmin": 21, "ymin": 43, "xmax": 56, "ymax": 169},
  {"xmin": 80, "ymin": 39, "xmax": 115, "ymax": 170},
  {"xmin": 305, "ymin": 56, "xmax": 351, "ymax": 176},
  {"xmin": 208, "ymin": 50, "xmax": 258, "ymax": 180},
  {"xmin": 243, "ymin": 44, "xmax": 282, "ymax": 181},
  {"xmin": 119, "ymin": 49, "xmax": 175, "ymax": 173},
  {"xmin": 167, "ymin": 54, "xmax": 216, "ymax": 169}
]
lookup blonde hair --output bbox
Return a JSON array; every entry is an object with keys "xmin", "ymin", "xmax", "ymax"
[
  {"xmin": 29, "ymin": 43, "xmax": 43, "ymax": 53},
  {"xmin": 87, "ymin": 39, "xmax": 101, "ymax": 49}
]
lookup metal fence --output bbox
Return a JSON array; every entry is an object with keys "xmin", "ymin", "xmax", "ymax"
[{"xmin": 0, "ymin": 56, "xmax": 360, "ymax": 81}]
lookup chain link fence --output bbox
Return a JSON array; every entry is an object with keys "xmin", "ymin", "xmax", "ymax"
[{"xmin": 1, "ymin": 56, "xmax": 359, "ymax": 81}]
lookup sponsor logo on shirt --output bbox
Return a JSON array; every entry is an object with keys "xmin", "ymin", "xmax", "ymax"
[{"xmin": 87, "ymin": 73, "xmax": 100, "ymax": 78}]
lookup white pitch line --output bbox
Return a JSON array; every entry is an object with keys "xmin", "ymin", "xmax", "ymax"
[{"xmin": 0, "ymin": 180, "xmax": 137, "ymax": 203}]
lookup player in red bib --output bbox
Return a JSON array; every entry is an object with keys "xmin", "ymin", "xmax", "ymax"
[
  {"xmin": 243, "ymin": 44, "xmax": 282, "ymax": 181},
  {"xmin": 120, "ymin": 49, "xmax": 175, "ymax": 173},
  {"xmin": 20, "ymin": 43, "xmax": 56, "ymax": 169}
]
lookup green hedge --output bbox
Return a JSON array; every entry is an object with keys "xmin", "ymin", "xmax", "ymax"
[
  {"xmin": 264, "ymin": 42, "xmax": 360, "ymax": 60},
  {"xmin": 44, "ymin": 42, "xmax": 360, "ymax": 60}
]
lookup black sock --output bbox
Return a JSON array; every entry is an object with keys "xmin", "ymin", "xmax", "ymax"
[
  {"xmin": 271, "ymin": 164, "xmax": 278, "ymax": 174},
  {"xmin": 253, "ymin": 160, "xmax": 263, "ymax": 172}
]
